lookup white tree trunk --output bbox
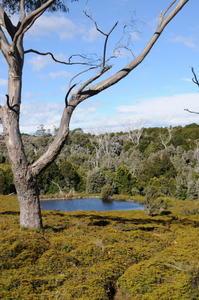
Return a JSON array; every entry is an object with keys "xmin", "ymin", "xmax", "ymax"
[{"xmin": 2, "ymin": 62, "xmax": 43, "ymax": 229}]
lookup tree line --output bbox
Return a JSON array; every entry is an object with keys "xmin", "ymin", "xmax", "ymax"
[{"xmin": 0, "ymin": 123, "xmax": 198, "ymax": 200}]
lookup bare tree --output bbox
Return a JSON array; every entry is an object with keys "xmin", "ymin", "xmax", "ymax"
[
  {"xmin": 159, "ymin": 127, "xmax": 173, "ymax": 150},
  {"xmin": 128, "ymin": 128, "xmax": 143, "ymax": 149},
  {"xmin": 0, "ymin": 0, "xmax": 189, "ymax": 229}
]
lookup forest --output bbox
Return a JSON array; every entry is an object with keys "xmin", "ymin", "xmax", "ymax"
[{"xmin": 0, "ymin": 123, "xmax": 198, "ymax": 202}]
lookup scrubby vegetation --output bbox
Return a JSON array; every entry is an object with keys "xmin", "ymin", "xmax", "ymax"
[
  {"xmin": 0, "ymin": 124, "xmax": 198, "ymax": 298},
  {"xmin": 0, "ymin": 196, "xmax": 199, "ymax": 299},
  {"xmin": 0, "ymin": 124, "xmax": 198, "ymax": 200}
]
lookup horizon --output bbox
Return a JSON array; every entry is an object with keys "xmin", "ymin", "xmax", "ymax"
[{"xmin": 0, "ymin": 0, "xmax": 199, "ymax": 133}]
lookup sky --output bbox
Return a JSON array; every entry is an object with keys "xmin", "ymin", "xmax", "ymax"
[{"xmin": 0, "ymin": 0, "xmax": 199, "ymax": 133}]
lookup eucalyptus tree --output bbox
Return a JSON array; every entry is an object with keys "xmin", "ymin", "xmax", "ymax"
[{"xmin": 0, "ymin": 0, "xmax": 189, "ymax": 229}]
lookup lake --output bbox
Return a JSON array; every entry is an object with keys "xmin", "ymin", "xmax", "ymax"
[{"xmin": 41, "ymin": 198, "xmax": 144, "ymax": 212}]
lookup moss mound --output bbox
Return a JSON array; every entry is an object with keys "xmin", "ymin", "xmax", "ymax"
[{"xmin": 0, "ymin": 196, "xmax": 199, "ymax": 299}]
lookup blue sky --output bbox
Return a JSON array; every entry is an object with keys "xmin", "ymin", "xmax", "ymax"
[{"xmin": 0, "ymin": 0, "xmax": 199, "ymax": 133}]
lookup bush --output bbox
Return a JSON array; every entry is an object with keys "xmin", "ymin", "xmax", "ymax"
[
  {"xmin": 114, "ymin": 165, "xmax": 133, "ymax": 195},
  {"xmin": 86, "ymin": 169, "xmax": 106, "ymax": 193},
  {"xmin": 145, "ymin": 196, "xmax": 169, "ymax": 216},
  {"xmin": 101, "ymin": 184, "xmax": 113, "ymax": 200}
]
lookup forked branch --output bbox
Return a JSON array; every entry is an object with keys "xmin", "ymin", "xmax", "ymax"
[
  {"xmin": 13, "ymin": 0, "xmax": 54, "ymax": 48},
  {"xmin": 84, "ymin": 11, "xmax": 118, "ymax": 68},
  {"xmin": 77, "ymin": 0, "xmax": 189, "ymax": 100}
]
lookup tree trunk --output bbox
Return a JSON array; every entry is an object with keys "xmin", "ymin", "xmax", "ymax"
[
  {"xmin": 1, "ymin": 58, "xmax": 43, "ymax": 229},
  {"xmin": 16, "ymin": 175, "xmax": 42, "ymax": 229}
]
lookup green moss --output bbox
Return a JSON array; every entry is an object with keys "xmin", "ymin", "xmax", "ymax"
[{"xmin": 0, "ymin": 196, "xmax": 199, "ymax": 299}]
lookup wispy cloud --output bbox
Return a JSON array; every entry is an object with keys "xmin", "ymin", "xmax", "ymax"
[
  {"xmin": 20, "ymin": 93, "xmax": 199, "ymax": 133},
  {"xmin": 27, "ymin": 15, "xmax": 80, "ymax": 40},
  {"xmin": 27, "ymin": 15, "xmax": 98, "ymax": 42},
  {"xmin": 170, "ymin": 35, "xmax": 197, "ymax": 49},
  {"xmin": 117, "ymin": 93, "xmax": 199, "ymax": 128},
  {"xmin": 28, "ymin": 55, "xmax": 51, "ymax": 71},
  {"xmin": 83, "ymin": 26, "xmax": 100, "ymax": 42},
  {"xmin": 48, "ymin": 70, "xmax": 71, "ymax": 79},
  {"xmin": 20, "ymin": 101, "xmax": 98, "ymax": 133}
]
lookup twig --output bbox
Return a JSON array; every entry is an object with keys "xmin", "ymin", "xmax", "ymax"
[
  {"xmin": 24, "ymin": 49, "xmax": 99, "ymax": 66},
  {"xmin": 84, "ymin": 11, "xmax": 118, "ymax": 68}
]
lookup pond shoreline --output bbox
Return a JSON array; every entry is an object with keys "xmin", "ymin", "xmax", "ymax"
[
  {"xmin": 40, "ymin": 193, "xmax": 144, "ymax": 205},
  {"xmin": 40, "ymin": 193, "xmax": 145, "ymax": 204}
]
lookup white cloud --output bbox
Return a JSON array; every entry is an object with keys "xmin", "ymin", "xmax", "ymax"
[
  {"xmin": 83, "ymin": 26, "xmax": 100, "ymax": 42},
  {"xmin": 28, "ymin": 55, "xmax": 53, "ymax": 71},
  {"xmin": 170, "ymin": 35, "xmax": 197, "ymax": 49},
  {"xmin": 28, "ymin": 15, "xmax": 80, "ymax": 40},
  {"xmin": 48, "ymin": 70, "xmax": 71, "ymax": 79},
  {"xmin": 20, "ymin": 101, "xmax": 98, "ymax": 133},
  {"xmin": 117, "ymin": 93, "xmax": 199, "ymax": 128},
  {"xmin": 20, "ymin": 93, "xmax": 199, "ymax": 134},
  {"xmin": 26, "ymin": 14, "xmax": 101, "ymax": 43}
]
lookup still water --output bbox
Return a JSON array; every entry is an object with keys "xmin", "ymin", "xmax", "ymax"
[{"xmin": 41, "ymin": 198, "xmax": 144, "ymax": 212}]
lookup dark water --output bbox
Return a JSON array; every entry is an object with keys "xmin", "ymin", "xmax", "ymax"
[{"xmin": 41, "ymin": 198, "xmax": 144, "ymax": 212}]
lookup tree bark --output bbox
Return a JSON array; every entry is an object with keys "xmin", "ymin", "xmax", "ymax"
[
  {"xmin": 16, "ymin": 174, "xmax": 42, "ymax": 229},
  {"xmin": 1, "ymin": 58, "xmax": 43, "ymax": 229}
]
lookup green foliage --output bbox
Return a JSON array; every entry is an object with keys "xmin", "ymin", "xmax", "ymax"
[
  {"xmin": 101, "ymin": 184, "xmax": 113, "ymax": 200},
  {"xmin": 38, "ymin": 162, "xmax": 61, "ymax": 194},
  {"xmin": 114, "ymin": 165, "xmax": 133, "ymax": 195},
  {"xmin": 0, "ymin": 124, "xmax": 198, "ymax": 199},
  {"xmin": 1, "ymin": 0, "xmax": 70, "ymax": 15},
  {"xmin": 0, "ymin": 164, "xmax": 15, "ymax": 194},
  {"xmin": 86, "ymin": 169, "xmax": 106, "ymax": 193},
  {"xmin": 59, "ymin": 160, "xmax": 81, "ymax": 192}
]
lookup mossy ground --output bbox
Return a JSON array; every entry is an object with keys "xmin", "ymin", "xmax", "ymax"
[{"xmin": 0, "ymin": 196, "xmax": 199, "ymax": 299}]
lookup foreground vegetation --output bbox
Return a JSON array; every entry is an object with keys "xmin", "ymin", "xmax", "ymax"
[{"xmin": 0, "ymin": 196, "xmax": 199, "ymax": 299}]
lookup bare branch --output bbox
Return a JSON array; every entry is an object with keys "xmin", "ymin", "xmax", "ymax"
[
  {"xmin": 65, "ymin": 84, "xmax": 77, "ymax": 107},
  {"xmin": 77, "ymin": 0, "xmax": 189, "ymax": 101},
  {"xmin": 69, "ymin": 65, "xmax": 99, "ymax": 87},
  {"xmin": 0, "ymin": 6, "xmax": 16, "ymax": 39},
  {"xmin": 184, "ymin": 109, "xmax": 199, "ymax": 115},
  {"xmin": 161, "ymin": 0, "xmax": 178, "ymax": 19},
  {"xmin": 24, "ymin": 49, "xmax": 99, "ymax": 66},
  {"xmin": 13, "ymin": 0, "xmax": 54, "ymax": 48},
  {"xmin": 30, "ymin": 106, "xmax": 74, "ymax": 177},
  {"xmin": 20, "ymin": 0, "xmax": 26, "ymax": 21},
  {"xmin": 84, "ymin": 11, "xmax": 118, "ymax": 68},
  {"xmin": 191, "ymin": 67, "xmax": 199, "ymax": 87},
  {"xmin": 76, "ymin": 65, "xmax": 111, "ymax": 95},
  {"xmin": 114, "ymin": 45, "xmax": 136, "ymax": 58},
  {"xmin": 0, "ymin": 27, "xmax": 11, "ymax": 62}
]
